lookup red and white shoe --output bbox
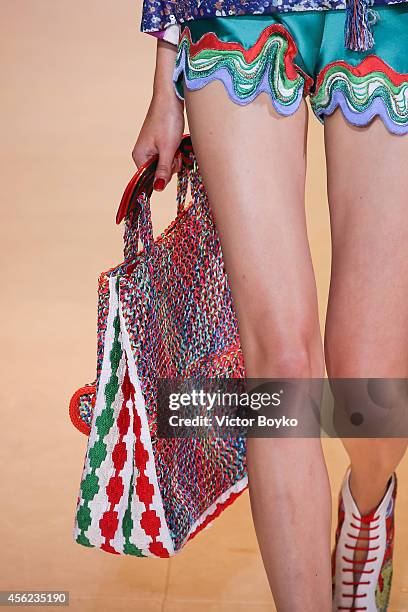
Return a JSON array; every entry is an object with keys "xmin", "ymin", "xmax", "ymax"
[{"xmin": 332, "ymin": 468, "xmax": 397, "ymax": 612}]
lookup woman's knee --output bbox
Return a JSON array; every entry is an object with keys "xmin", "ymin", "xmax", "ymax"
[
  {"xmin": 241, "ymin": 313, "xmax": 324, "ymax": 378},
  {"xmin": 330, "ymin": 376, "xmax": 408, "ymax": 440}
]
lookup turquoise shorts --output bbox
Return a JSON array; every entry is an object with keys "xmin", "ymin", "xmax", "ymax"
[{"xmin": 173, "ymin": 6, "xmax": 408, "ymax": 134}]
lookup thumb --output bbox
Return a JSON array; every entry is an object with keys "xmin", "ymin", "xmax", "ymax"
[{"xmin": 153, "ymin": 146, "xmax": 175, "ymax": 192}]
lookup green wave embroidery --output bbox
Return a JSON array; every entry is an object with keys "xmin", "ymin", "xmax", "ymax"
[
  {"xmin": 312, "ymin": 64, "xmax": 408, "ymax": 123},
  {"xmin": 176, "ymin": 30, "xmax": 305, "ymax": 106}
]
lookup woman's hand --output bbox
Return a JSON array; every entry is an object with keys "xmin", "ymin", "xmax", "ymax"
[{"xmin": 132, "ymin": 39, "xmax": 185, "ymax": 191}]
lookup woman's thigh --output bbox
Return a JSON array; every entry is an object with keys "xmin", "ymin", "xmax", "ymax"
[
  {"xmin": 184, "ymin": 83, "xmax": 323, "ymax": 376},
  {"xmin": 324, "ymin": 112, "xmax": 408, "ymax": 378}
]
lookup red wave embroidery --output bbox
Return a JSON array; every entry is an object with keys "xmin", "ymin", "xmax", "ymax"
[
  {"xmin": 314, "ymin": 55, "xmax": 408, "ymax": 92},
  {"xmin": 182, "ymin": 24, "xmax": 313, "ymax": 95}
]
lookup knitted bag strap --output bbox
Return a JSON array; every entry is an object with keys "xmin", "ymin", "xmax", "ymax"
[{"xmin": 117, "ymin": 134, "xmax": 197, "ymax": 262}]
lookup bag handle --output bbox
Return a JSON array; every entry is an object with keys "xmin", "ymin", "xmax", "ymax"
[
  {"xmin": 116, "ymin": 134, "xmax": 194, "ymax": 225},
  {"xmin": 118, "ymin": 134, "xmax": 195, "ymax": 263}
]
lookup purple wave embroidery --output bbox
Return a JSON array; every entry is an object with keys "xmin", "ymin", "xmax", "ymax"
[{"xmin": 314, "ymin": 88, "xmax": 408, "ymax": 135}]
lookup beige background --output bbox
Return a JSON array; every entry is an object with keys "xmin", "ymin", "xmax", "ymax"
[{"xmin": 1, "ymin": 1, "xmax": 407, "ymax": 610}]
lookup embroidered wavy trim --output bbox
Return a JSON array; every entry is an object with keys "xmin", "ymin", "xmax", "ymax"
[
  {"xmin": 173, "ymin": 24, "xmax": 312, "ymax": 114},
  {"xmin": 311, "ymin": 56, "xmax": 408, "ymax": 135}
]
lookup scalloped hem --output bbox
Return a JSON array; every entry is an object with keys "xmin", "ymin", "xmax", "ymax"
[
  {"xmin": 174, "ymin": 59, "xmax": 305, "ymax": 115},
  {"xmin": 310, "ymin": 57, "xmax": 408, "ymax": 135},
  {"xmin": 313, "ymin": 89, "xmax": 408, "ymax": 135},
  {"xmin": 173, "ymin": 24, "xmax": 312, "ymax": 117}
]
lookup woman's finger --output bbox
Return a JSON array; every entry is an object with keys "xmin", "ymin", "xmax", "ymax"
[{"xmin": 153, "ymin": 145, "xmax": 176, "ymax": 191}]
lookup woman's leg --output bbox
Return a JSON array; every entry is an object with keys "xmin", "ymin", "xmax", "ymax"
[
  {"xmin": 324, "ymin": 111, "xmax": 408, "ymax": 575},
  {"xmin": 185, "ymin": 82, "xmax": 331, "ymax": 611}
]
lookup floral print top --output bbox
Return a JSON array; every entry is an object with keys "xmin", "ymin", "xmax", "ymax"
[{"xmin": 141, "ymin": 0, "xmax": 408, "ymax": 51}]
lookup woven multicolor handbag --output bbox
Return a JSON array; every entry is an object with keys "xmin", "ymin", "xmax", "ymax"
[{"xmin": 70, "ymin": 134, "xmax": 248, "ymax": 557}]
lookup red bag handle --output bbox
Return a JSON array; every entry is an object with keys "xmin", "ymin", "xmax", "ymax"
[{"xmin": 116, "ymin": 134, "xmax": 193, "ymax": 225}]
